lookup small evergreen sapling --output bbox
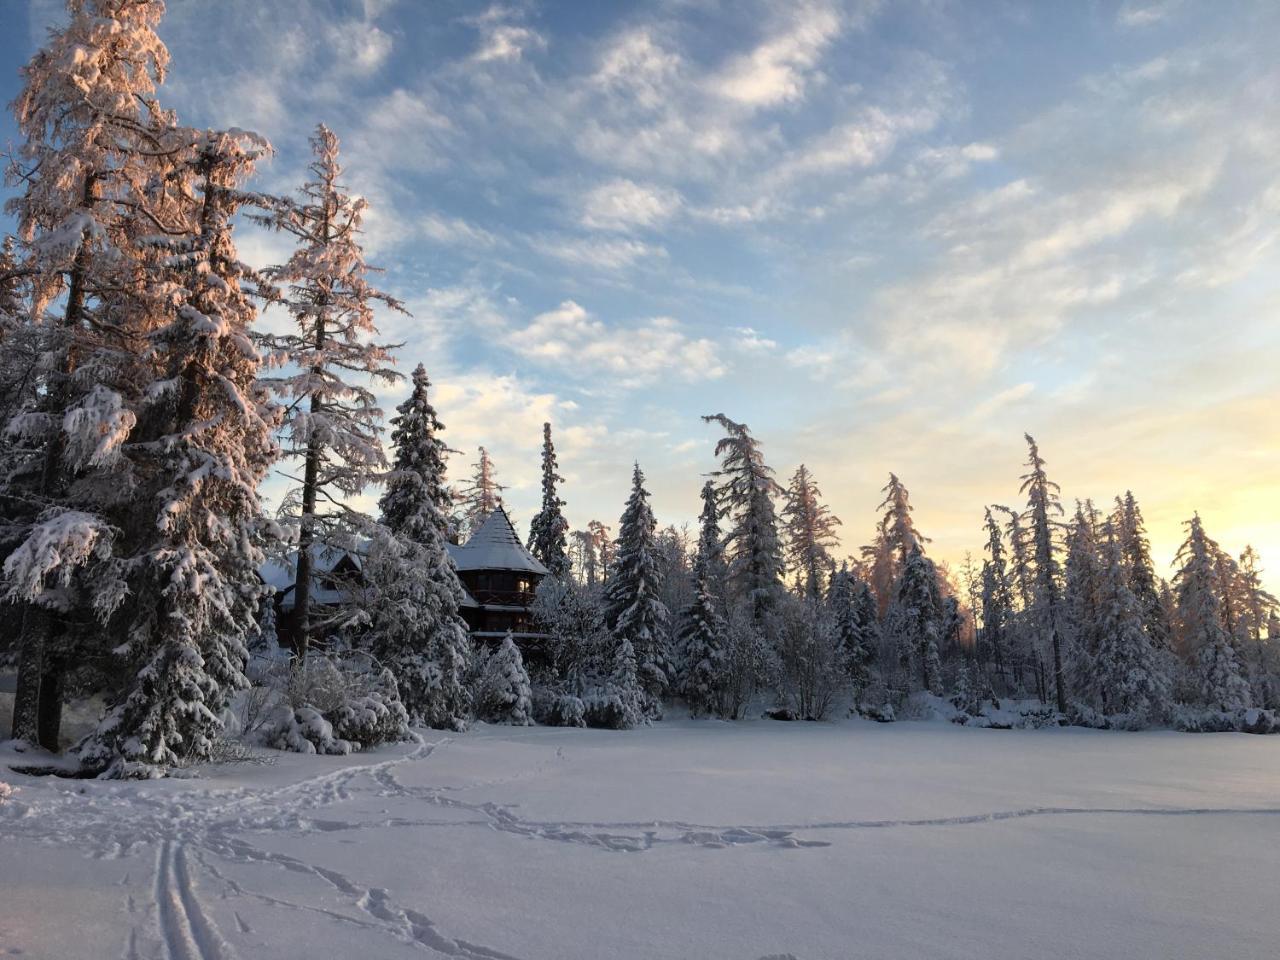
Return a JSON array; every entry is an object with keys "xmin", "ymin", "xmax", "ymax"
[{"xmin": 478, "ymin": 633, "xmax": 533, "ymax": 725}]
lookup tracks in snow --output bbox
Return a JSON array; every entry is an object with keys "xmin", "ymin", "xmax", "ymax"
[
  {"xmin": 8, "ymin": 731, "xmax": 1280, "ymax": 957},
  {"xmin": 155, "ymin": 839, "xmax": 237, "ymax": 960}
]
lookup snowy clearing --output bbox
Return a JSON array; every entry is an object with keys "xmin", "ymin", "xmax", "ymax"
[{"xmin": 3, "ymin": 720, "xmax": 1279, "ymax": 960}]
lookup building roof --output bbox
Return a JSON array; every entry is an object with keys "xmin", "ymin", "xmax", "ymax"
[{"xmin": 447, "ymin": 506, "xmax": 550, "ymax": 576}]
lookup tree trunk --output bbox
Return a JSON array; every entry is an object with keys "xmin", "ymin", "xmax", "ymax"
[
  {"xmin": 10, "ymin": 605, "xmax": 47, "ymax": 743},
  {"xmin": 36, "ymin": 656, "xmax": 64, "ymax": 751}
]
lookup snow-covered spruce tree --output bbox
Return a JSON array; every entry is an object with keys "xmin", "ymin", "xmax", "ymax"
[
  {"xmin": 477, "ymin": 632, "xmax": 533, "ymax": 725},
  {"xmin": 79, "ymin": 129, "xmax": 285, "ymax": 777},
  {"xmin": 979, "ymin": 507, "xmax": 1013, "ymax": 683},
  {"xmin": 782, "ymin": 464, "xmax": 842, "ymax": 600},
  {"xmin": 879, "ymin": 473, "xmax": 930, "ymax": 572},
  {"xmin": 702, "ymin": 414, "xmax": 784, "ymax": 623},
  {"xmin": 1064, "ymin": 501, "xmax": 1103, "ymax": 700},
  {"xmin": 1114, "ymin": 492, "xmax": 1171, "ymax": 651},
  {"xmin": 380, "ymin": 364, "xmax": 454, "ymax": 540},
  {"xmin": 1173, "ymin": 514, "xmax": 1250, "ymax": 711},
  {"xmin": 527, "ymin": 422, "xmax": 570, "ymax": 578},
  {"xmin": 255, "ymin": 124, "xmax": 403, "ymax": 658},
  {"xmin": 678, "ymin": 480, "xmax": 731, "ymax": 717},
  {"xmin": 603, "ymin": 463, "xmax": 671, "ymax": 709},
  {"xmin": 829, "ymin": 564, "xmax": 872, "ymax": 699},
  {"xmin": 885, "ymin": 545, "xmax": 944, "ymax": 695},
  {"xmin": 1088, "ymin": 524, "xmax": 1171, "ymax": 724},
  {"xmin": 2, "ymin": 0, "xmax": 189, "ymax": 748},
  {"xmin": 601, "ymin": 633, "xmax": 647, "ymax": 729},
  {"xmin": 1237, "ymin": 547, "xmax": 1279, "ymax": 707},
  {"xmin": 369, "ymin": 363, "xmax": 472, "ymax": 729},
  {"xmin": 456, "ymin": 446, "xmax": 506, "ymax": 540},
  {"xmin": 1019, "ymin": 435, "xmax": 1069, "ymax": 712}
]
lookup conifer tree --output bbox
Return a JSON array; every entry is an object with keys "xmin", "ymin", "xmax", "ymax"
[
  {"xmin": 370, "ymin": 364, "xmax": 472, "ymax": 729},
  {"xmin": 603, "ymin": 463, "xmax": 671, "ymax": 706},
  {"xmin": 830, "ymin": 564, "xmax": 872, "ymax": 697},
  {"xmin": 1090, "ymin": 524, "xmax": 1170, "ymax": 722},
  {"xmin": 1115, "ymin": 492, "xmax": 1171, "ymax": 650},
  {"xmin": 979, "ymin": 507, "xmax": 1013, "ymax": 681},
  {"xmin": 527, "ymin": 422, "xmax": 570, "ymax": 578},
  {"xmin": 782, "ymin": 464, "xmax": 842, "ymax": 600},
  {"xmin": 379, "ymin": 365, "xmax": 453, "ymax": 540},
  {"xmin": 457, "ymin": 446, "xmax": 506, "ymax": 539},
  {"xmin": 885, "ymin": 545, "xmax": 944, "ymax": 694},
  {"xmin": 702, "ymin": 414, "xmax": 784, "ymax": 622},
  {"xmin": 1173, "ymin": 514, "xmax": 1251, "ymax": 711},
  {"xmin": 256, "ymin": 124, "xmax": 402, "ymax": 659},
  {"xmin": 679, "ymin": 481, "xmax": 730, "ymax": 716},
  {"xmin": 1064, "ymin": 501, "xmax": 1103, "ymax": 694},
  {"xmin": 879, "ymin": 473, "xmax": 930, "ymax": 570},
  {"xmin": 606, "ymin": 633, "xmax": 647, "ymax": 729},
  {"xmin": 1237, "ymin": 546, "xmax": 1279, "ymax": 707},
  {"xmin": 478, "ymin": 632, "xmax": 533, "ymax": 725},
  {"xmin": 1020, "ymin": 435, "xmax": 1068, "ymax": 712},
  {"xmin": 79, "ymin": 130, "xmax": 284, "ymax": 776},
  {"xmin": 2, "ymin": 0, "xmax": 187, "ymax": 746}
]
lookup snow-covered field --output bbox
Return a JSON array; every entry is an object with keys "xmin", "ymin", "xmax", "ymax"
[{"xmin": 2, "ymin": 720, "xmax": 1279, "ymax": 960}]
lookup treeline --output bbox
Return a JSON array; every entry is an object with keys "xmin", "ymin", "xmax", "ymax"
[{"xmin": 521, "ymin": 423, "xmax": 1279, "ymax": 733}]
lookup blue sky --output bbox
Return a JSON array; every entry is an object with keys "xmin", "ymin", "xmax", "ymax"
[{"xmin": 4, "ymin": 0, "xmax": 1280, "ymax": 582}]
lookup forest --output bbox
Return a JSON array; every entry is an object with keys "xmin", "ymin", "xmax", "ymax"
[{"xmin": 2, "ymin": 0, "xmax": 1278, "ymax": 783}]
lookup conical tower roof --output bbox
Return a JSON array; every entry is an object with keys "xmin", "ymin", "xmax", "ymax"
[{"xmin": 452, "ymin": 506, "xmax": 550, "ymax": 575}]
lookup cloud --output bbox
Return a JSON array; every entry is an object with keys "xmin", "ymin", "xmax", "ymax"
[
  {"xmin": 711, "ymin": 1, "xmax": 842, "ymax": 108},
  {"xmin": 580, "ymin": 179, "xmax": 683, "ymax": 231},
  {"xmin": 1117, "ymin": 0, "xmax": 1182, "ymax": 28},
  {"xmin": 732, "ymin": 326, "xmax": 778, "ymax": 352},
  {"xmin": 535, "ymin": 235, "xmax": 668, "ymax": 271},
  {"xmin": 509, "ymin": 301, "xmax": 725, "ymax": 387}
]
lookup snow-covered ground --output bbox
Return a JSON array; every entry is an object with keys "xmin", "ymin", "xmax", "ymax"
[{"xmin": 2, "ymin": 719, "xmax": 1279, "ymax": 960}]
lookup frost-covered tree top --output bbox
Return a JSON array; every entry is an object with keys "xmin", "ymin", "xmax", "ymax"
[
  {"xmin": 782, "ymin": 464, "xmax": 841, "ymax": 599},
  {"xmin": 878, "ymin": 473, "xmax": 928, "ymax": 567},
  {"xmin": 379, "ymin": 363, "xmax": 453, "ymax": 544},
  {"xmin": 457, "ymin": 445, "xmax": 506, "ymax": 538},
  {"xmin": 701, "ymin": 413, "xmax": 784, "ymax": 620},
  {"xmin": 527, "ymin": 422, "xmax": 569, "ymax": 578},
  {"xmin": 257, "ymin": 123, "xmax": 403, "ymax": 501}
]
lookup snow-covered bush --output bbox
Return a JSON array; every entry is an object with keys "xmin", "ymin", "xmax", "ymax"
[
  {"xmin": 251, "ymin": 653, "xmax": 409, "ymax": 753},
  {"xmin": 541, "ymin": 693, "xmax": 587, "ymax": 728},
  {"xmin": 476, "ymin": 634, "xmax": 533, "ymax": 725}
]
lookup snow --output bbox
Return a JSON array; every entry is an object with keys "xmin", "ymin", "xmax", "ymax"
[{"xmin": 2, "ymin": 720, "xmax": 1279, "ymax": 959}]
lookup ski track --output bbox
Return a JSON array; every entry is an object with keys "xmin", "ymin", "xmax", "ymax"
[{"xmin": 6, "ymin": 732, "xmax": 1280, "ymax": 958}]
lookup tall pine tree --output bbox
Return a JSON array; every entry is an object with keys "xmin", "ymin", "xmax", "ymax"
[
  {"xmin": 256, "ymin": 124, "xmax": 402, "ymax": 658},
  {"xmin": 371, "ymin": 364, "xmax": 472, "ymax": 729},
  {"xmin": 80, "ymin": 130, "xmax": 283, "ymax": 776},
  {"xmin": 457, "ymin": 446, "xmax": 505, "ymax": 540},
  {"xmin": 1020, "ymin": 435, "xmax": 1068, "ymax": 712},
  {"xmin": 527, "ymin": 422, "xmax": 569, "ymax": 578},
  {"xmin": 702, "ymin": 414, "xmax": 783, "ymax": 622},
  {"xmin": 679, "ymin": 480, "xmax": 730, "ymax": 716},
  {"xmin": 1173, "ymin": 514, "xmax": 1250, "ymax": 711},
  {"xmin": 603, "ymin": 463, "xmax": 671, "ymax": 708},
  {"xmin": 782, "ymin": 464, "xmax": 842, "ymax": 600}
]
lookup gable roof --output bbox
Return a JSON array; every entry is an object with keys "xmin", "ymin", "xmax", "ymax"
[{"xmin": 448, "ymin": 506, "xmax": 550, "ymax": 576}]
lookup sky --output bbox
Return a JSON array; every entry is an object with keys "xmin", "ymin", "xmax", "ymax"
[{"xmin": 3, "ymin": 0, "xmax": 1279, "ymax": 587}]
